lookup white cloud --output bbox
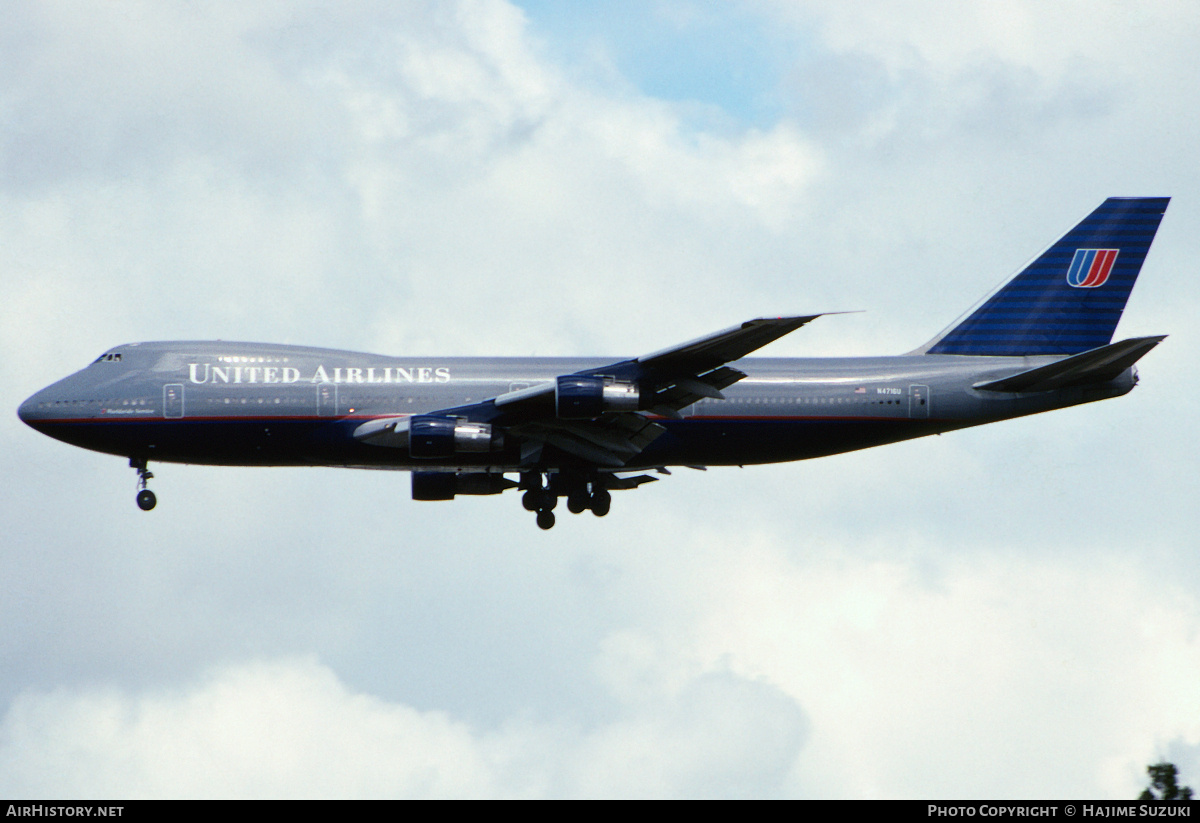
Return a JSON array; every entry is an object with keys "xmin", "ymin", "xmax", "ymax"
[
  {"xmin": 0, "ymin": 658, "xmax": 500, "ymax": 798},
  {"xmin": 4, "ymin": 0, "xmax": 1199, "ymax": 800},
  {"xmin": 4, "ymin": 541, "xmax": 1194, "ymax": 799},
  {"xmin": 602, "ymin": 523, "xmax": 1200, "ymax": 797},
  {"xmin": 0, "ymin": 655, "xmax": 806, "ymax": 798}
]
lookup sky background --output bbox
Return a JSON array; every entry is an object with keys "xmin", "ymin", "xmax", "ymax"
[{"xmin": 2, "ymin": 0, "xmax": 1198, "ymax": 799}]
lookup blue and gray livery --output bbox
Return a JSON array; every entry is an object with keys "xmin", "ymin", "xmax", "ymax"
[{"xmin": 18, "ymin": 197, "xmax": 1169, "ymax": 529}]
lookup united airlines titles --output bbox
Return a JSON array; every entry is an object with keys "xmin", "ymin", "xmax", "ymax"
[{"xmin": 187, "ymin": 363, "xmax": 451, "ymax": 385}]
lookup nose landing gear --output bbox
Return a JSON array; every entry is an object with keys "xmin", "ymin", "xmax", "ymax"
[{"xmin": 131, "ymin": 458, "xmax": 156, "ymax": 511}]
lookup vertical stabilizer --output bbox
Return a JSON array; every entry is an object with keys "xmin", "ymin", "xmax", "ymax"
[{"xmin": 925, "ymin": 197, "xmax": 1168, "ymax": 356}]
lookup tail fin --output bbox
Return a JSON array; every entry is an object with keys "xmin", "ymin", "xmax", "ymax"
[{"xmin": 924, "ymin": 197, "xmax": 1169, "ymax": 356}]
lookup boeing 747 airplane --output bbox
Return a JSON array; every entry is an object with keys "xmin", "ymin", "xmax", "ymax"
[{"xmin": 18, "ymin": 198, "xmax": 1168, "ymax": 528}]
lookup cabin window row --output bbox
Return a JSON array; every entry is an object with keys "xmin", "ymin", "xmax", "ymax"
[
  {"xmin": 215, "ymin": 355, "xmax": 290, "ymax": 364},
  {"xmin": 40, "ymin": 397, "xmax": 150, "ymax": 407},
  {"xmin": 696, "ymin": 396, "xmax": 904, "ymax": 405}
]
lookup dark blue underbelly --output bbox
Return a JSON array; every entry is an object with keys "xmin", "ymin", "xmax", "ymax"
[{"xmin": 32, "ymin": 413, "xmax": 953, "ymax": 471}]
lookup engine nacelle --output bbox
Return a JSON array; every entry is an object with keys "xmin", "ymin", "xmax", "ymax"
[
  {"xmin": 408, "ymin": 416, "xmax": 497, "ymax": 459},
  {"xmin": 412, "ymin": 471, "xmax": 516, "ymax": 500},
  {"xmin": 555, "ymin": 375, "xmax": 640, "ymax": 419}
]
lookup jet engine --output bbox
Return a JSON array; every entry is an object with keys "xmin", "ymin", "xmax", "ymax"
[
  {"xmin": 411, "ymin": 471, "xmax": 516, "ymax": 500},
  {"xmin": 555, "ymin": 375, "xmax": 639, "ymax": 419},
  {"xmin": 408, "ymin": 416, "xmax": 498, "ymax": 458}
]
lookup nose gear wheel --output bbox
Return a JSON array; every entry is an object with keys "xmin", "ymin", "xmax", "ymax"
[{"xmin": 130, "ymin": 457, "xmax": 156, "ymax": 511}]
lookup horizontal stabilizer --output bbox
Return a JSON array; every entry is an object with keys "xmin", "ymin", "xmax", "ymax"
[{"xmin": 974, "ymin": 335, "xmax": 1166, "ymax": 392}]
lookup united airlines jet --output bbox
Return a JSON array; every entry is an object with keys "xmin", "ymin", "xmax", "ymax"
[{"xmin": 18, "ymin": 198, "xmax": 1168, "ymax": 529}]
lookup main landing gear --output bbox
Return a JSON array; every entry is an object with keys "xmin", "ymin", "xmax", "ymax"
[
  {"xmin": 131, "ymin": 457, "xmax": 156, "ymax": 511},
  {"xmin": 520, "ymin": 471, "xmax": 611, "ymax": 530}
]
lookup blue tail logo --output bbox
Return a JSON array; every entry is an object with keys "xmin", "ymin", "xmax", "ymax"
[
  {"xmin": 1066, "ymin": 248, "xmax": 1119, "ymax": 288},
  {"xmin": 926, "ymin": 197, "xmax": 1168, "ymax": 356}
]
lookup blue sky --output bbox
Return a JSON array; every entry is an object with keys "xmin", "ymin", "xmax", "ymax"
[
  {"xmin": 1, "ymin": 0, "xmax": 1198, "ymax": 799},
  {"xmin": 516, "ymin": 0, "xmax": 795, "ymax": 126}
]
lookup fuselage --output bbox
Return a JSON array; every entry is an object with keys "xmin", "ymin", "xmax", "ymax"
[
  {"xmin": 17, "ymin": 340, "xmax": 1135, "ymax": 472},
  {"xmin": 15, "ymin": 198, "xmax": 1165, "ymax": 528}
]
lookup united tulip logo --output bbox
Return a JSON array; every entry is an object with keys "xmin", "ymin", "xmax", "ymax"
[{"xmin": 1066, "ymin": 248, "xmax": 1118, "ymax": 288}]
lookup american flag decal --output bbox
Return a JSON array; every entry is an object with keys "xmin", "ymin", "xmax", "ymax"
[{"xmin": 1066, "ymin": 248, "xmax": 1119, "ymax": 288}]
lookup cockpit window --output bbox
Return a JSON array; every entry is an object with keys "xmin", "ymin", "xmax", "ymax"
[{"xmin": 92, "ymin": 353, "xmax": 122, "ymax": 363}]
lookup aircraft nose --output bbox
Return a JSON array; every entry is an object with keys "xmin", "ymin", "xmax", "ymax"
[{"xmin": 18, "ymin": 390, "xmax": 49, "ymax": 428}]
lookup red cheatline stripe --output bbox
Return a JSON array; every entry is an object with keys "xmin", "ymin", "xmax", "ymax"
[{"xmin": 43, "ymin": 413, "xmax": 931, "ymax": 425}]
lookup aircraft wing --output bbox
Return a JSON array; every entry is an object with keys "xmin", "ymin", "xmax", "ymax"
[
  {"xmin": 631, "ymin": 315, "xmax": 825, "ymax": 379},
  {"xmin": 355, "ymin": 314, "xmax": 827, "ymax": 467},
  {"xmin": 492, "ymin": 314, "xmax": 826, "ymax": 418}
]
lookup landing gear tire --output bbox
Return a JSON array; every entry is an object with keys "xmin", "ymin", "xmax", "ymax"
[
  {"xmin": 536, "ymin": 509, "xmax": 556, "ymax": 530},
  {"xmin": 567, "ymin": 492, "xmax": 589, "ymax": 514},
  {"xmin": 524, "ymin": 488, "xmax": 556, "ymax": 512},
  {"xmin": 590, "ymin": 489, "xmax": 611, "ymax": 517},
  {"xmin": 131, "ymin": 457, "xmax": 156, "ymax": 512}
]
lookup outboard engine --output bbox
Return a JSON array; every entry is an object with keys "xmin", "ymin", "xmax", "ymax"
[{"xmin": 555, "ymin": 375, "xmax": 639, "ymax": 419}]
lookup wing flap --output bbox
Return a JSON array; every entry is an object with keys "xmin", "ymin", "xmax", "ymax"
[
  {"xmin": 648, "ymin": 365, "xmax": 746, "ymax": 412},
  {"xmin": 513, "ymin": 413, "xmax": 667, "ymax": 467},
  {"xmin": 602, "ymin": 473, "xmax": 660, "ymax": 490}
]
